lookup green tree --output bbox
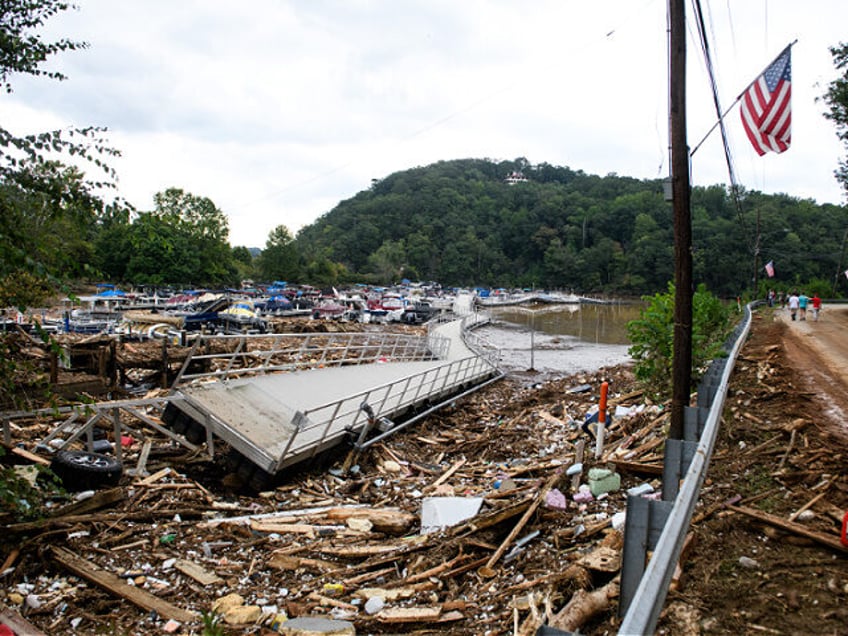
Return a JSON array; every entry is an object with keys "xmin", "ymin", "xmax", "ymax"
[
  {"xmin": 822, "ymin": 42, "xmax": 848, "ymax": 197},
  {"xmin": 627, "ymin": 283, "xmax": 731, "ymax": 399},
  {"xmin": 257, "ymin": 225, "xmax": 300, "ymax": 282},
  {"xmin": 0, "ymin": 160, "xmax": 102, "ymax": 304},
  {"xmin": 366, "ymin": 239, "xmax": 406, "ymax": 283},
  {"xmin": 0, "ymin": 1, "xmax": 119, "ymax": 305},
  {"xmin": 93, "ymin": 204, "xmax": 133, "ymax": 282},
  {"xmin": 0, "ymin": 1, "xmax": 118, "ymax": 185},
  {"xmin": 130, "ymin": 188, "xmax": 235, "ymax": 285}
]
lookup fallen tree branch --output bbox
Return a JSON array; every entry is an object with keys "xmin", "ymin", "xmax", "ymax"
[{"xmin": 729, "ymin": 505, "xmax": 848, "ymax": 553}]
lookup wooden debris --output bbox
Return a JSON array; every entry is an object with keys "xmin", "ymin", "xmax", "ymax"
[
  {"xmin": 323, "ymin": 506, "xmax": 416, "ymax": 534},
  {"xmin": 375, "ymin": 606, "xmax": 442, "ymax": 623},
  {"xmin": 268, "ymin": 551, "xmax": 341, "ymax": 574},
  {"xmin": 575, "ymin": 545, "xmax": 620, "ymax": 573},
  {"xmin": 0, "ymin": 606, "xmax": 48, "ymax": 636},
  {"xmin": 729, "ymin": 505, "xmax": 848, "ymax": 553},
  {"xmin": 174, "ymin": 559, "xmax": 223, "ymax": 585},
  {"xmin": 51, "ymin": 546, "xmax": 196, "ymax": 623},
  {"xmin": 479, "ymin": 467, "xmax": 564, "ymax": 577},
  {"xmin": 787, "ymin": 476, "xmax": 835, "ymax": 522},
  {"xmin": 548, "ymin": 576, "xmax": 620, "ymax": 632}
]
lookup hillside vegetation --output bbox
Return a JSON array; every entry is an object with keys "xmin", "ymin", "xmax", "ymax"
[{"xmin": 294, "ymin": 158, "xmax": 846, "ymax": 297}]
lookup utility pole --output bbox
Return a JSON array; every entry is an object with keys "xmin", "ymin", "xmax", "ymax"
[
  {"xmin": 752, "ymin": 208, "xmax": 761, "ymax": 295},
  {"xmin": 669, "ymin": 0, "xmax": 692, "ymax": 440}
]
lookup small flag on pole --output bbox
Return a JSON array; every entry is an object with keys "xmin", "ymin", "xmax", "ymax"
[
  {"xmin": 764, "ymin": 261, "xmax": 775, "ymax": 278},
  {"xmin": 740, "ymin": 45, "xmax": 792, "ymax": 156}
]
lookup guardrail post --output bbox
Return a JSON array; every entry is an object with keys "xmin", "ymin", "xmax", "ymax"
[
  {"xmin": 683, "ymin": 406, "xmax": 707, "ymax": 441},
  {"xmin": 662, "ymin": 438, "xmax": 698, "ymax": 501},
  {"xmin": 619, "ymin": 495, "xmax": 673, "ymax": 616},
  {"xmin": 696, "ymin": 376, "xmax": 719, "ymax": 407}
]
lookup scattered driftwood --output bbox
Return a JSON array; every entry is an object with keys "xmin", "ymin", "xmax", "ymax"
[
  {"xmin": 51, "ymin": 547, "xmax": 196, "ymax": 623},
  {"xmin": 729, "ymin": 505, "xmax": 848, "ymax": 553},
  {"xmin": 0, "ymin": 605, "xmax": 48, "ymax": 636},
  {"xmin": 548, "ymin": 576, "xmax": 621, "ymax": 632}
]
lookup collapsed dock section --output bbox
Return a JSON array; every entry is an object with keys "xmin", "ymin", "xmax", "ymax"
[{"xmin": 165, "ymin": 314, "xmax": 502, "ymax": 479}]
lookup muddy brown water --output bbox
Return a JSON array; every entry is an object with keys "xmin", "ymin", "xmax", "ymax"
[{"xmin": 477, "ymin": 302, "xmax": 641, "ymax": 382}]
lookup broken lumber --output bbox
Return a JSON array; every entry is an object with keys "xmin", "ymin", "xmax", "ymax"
[
  {"xmin": 0, "ymin": 605, "xmax": 48, "ymax": 636},
  {"xmin": 729, "ymin": 505, "xmax": 848, "ymax": 553},
  {"xmin": 51, "ymin": 546, "xmax": 195, "ymax": 623},
  {"xmin": 548, "ymin": 576, "xmax": 620, "ymax": 632},
  {"xmin": 479, "ymin": 467, "xmax": 564, "ymax": 576}
]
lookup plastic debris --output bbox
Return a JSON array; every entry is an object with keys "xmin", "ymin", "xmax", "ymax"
[
  {"xmin": 545, "ymin": 488, "xmax": 568, "ymax": 510},
  {"xmin": 588, "ymin": 468, "xmax": 621, "ymax": 496}
]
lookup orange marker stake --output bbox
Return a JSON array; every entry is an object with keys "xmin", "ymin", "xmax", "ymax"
[
  {"xmin": 595, "ymin": 381, "xmax": 609, "ymax": 459},
  {"xmin": 841, "ymin": 511, "xmax": 848, "ymax": 547}
]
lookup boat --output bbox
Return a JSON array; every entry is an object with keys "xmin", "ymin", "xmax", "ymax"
[{"xmin": 218, "ymin": 300, "xmax": 267, "ymax": 333}]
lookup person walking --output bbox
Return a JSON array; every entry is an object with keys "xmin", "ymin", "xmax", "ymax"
[
  {"xmin": 798, "ymin": 291, "xmax": 810, "ymax": 321},
  {"xmin": 787, "ymin": 291, "xmax": 799, "ymax": 321},
  {"xmin": 811, "ymin": 293, "xmax": 822, "ymax": 321}
]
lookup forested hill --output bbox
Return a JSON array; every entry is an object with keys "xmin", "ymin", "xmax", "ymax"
[{"xmin": 294, "ymin": 158, "xmax": 846, "ymax": 297}]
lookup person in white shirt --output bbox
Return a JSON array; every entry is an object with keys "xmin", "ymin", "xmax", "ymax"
[{"xmin": 787, "ymin": 291, "xmax": 799, "ymax": 321}]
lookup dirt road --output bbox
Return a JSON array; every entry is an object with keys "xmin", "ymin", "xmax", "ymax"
[
  {"xmin": 666, "ymin": 303, "xmax": 848, "ymax": 635},
  {"xmin": 776, "ymin": 303, "xmax": 848, "ymax": 435}
]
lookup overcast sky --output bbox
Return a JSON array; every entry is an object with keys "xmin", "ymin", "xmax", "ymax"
[{"xmin": 2, "ymin": 0, "xmax": 846, "ymax": 247}]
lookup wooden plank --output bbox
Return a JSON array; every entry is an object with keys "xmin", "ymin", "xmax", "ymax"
[
  {"xmin": 376, "ymin": 606, "xmax": 442, "ymax": 623},
  {"xmin": 268, "ymin": 552, "xmax": 341, "ymax": 573},
  {"xmin": 49, "ymin": 487, "xmax": 125, "ymax": 518},
  {"xmin": 0, "ymin": 606, "xmax": 48, "ymax": 635},
  {"xmin": 610, "ymin": 459, "xmax": 664, "ymax": 476},
  {"xmin": 174, "ymin": 559, "xmax": 223, "ymax": 586},
  {"xmin": 51, "ymin": 547, "xmax": 195, "ymax": 623},
  {"xmin": 137, "ymin": 467, "xmax": 171, "ymax": 485},
  {"xmin": 10, "ymin": 446, "xmax": 50, "ymax": 466}
]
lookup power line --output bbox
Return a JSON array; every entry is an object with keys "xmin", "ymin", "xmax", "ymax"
[{"xmin": 690, "ymin": 0, "xmax": 752, "ymax": 252}]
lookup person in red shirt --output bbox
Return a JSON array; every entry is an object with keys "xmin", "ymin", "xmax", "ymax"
[{"xmin": 811, "ymin": 293, "xmax": 822, "ymax": 321}]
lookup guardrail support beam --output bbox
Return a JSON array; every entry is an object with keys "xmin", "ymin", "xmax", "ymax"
[
  {"xmin": 662, "ymin": 438, "xmax": 698, "ymax": 501},
  {"xmin": 619, "ymin": 495, "xmax": 673, "ymax": 616}
]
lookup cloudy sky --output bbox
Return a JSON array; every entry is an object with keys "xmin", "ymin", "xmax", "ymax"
[{"xmin": 2, "ymin": 0, "xmax": 846, "ymax": 247}]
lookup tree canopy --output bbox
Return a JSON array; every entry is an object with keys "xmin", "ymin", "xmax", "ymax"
[
  {"xmin": 294, "ymin": 158, "xmax": 847, "ymax": 297},
  {"xmin": 0, "ymin": 0, "xmax": 119, "ymax": 306},
  {"xmin": 822, "ymin": 41, "xmax": 848, "ymax": 198}
]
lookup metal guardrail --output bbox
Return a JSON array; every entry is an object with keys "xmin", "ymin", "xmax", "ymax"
[
  {"xmin": 173, "ymin": 331, "xmax": 449, "ymax": 385},
  {"xmin": 617, "ymin": 304, "xmax": 753, "ymax": 635}
]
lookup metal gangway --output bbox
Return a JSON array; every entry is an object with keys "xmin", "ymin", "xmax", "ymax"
[
  {"xmin": 3, "ymin": 296, "xmax": 503, "ymax": 480},
  {"xmin": 166, "ymin": 308, "xmax": 501, "ymax": 476}
]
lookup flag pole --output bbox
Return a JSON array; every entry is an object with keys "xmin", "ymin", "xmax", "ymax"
[{"xmin": 690, "ymin": 39, "xmax": 797, "ymax": 157}]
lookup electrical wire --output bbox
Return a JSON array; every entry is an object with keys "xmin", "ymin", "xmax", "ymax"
[{"xmin": 690, "ymin": 0, "xmax": 752, "ymax": 248}]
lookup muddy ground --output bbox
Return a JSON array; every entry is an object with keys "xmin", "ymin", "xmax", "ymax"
[
  {"xmin": 0, "ymin": 306, "xmax": 846, "ymax": 635},
  {"xmin": 658, "ymin": 305, "xmax": 848, "ymax": 636}
]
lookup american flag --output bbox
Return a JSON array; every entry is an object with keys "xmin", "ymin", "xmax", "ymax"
[
  {"xmin": 740, "ymin": 46, "xmax": 792, "ymax": 156},
  {"xmin": 764, "ymin": 261, "xmax": 775, "ymax": 278}
]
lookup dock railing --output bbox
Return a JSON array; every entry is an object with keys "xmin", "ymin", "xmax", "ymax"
[
  {"xmin": 280, "ymin": 351, "xmax": 499, "ymax": 470},
  {"xmin": 173, "ymin": 331, "xmax": 448, "ymax": 386}
]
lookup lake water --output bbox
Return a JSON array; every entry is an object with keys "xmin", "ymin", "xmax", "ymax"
[{"xmin": 475, "ymin": 302, "xmax": 643, "ymax": 382}]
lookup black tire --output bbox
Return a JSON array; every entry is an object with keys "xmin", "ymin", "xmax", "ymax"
[
  {"xmin": 185, "ymin": 421, "xmax": 206, "ymax": 444},
  {"xmin": 161, "ymin": 403, "xmax": 180, "ymax": 427},
  {"xmin": 225, "ymin": 448, "xmax": 244, "ymax": 472},
  {"xmin": 248, "ymin": 469, "xmax": 273, "ymax": 492},
  {"xmin": 50, "ymin": 450, "xmax": 123, "ymax": 491},
  {"xmin": 236, "ymin": 460, "xmax": 255, "ymax": 482},
  {"xmin": 171, "ymin": 411, "xmax": 190, "ymax": 435}
]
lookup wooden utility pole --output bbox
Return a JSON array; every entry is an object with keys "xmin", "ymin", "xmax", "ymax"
[{"xmin": 669, "ymin": 0, "xmax": 692, "ymax": 439}]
